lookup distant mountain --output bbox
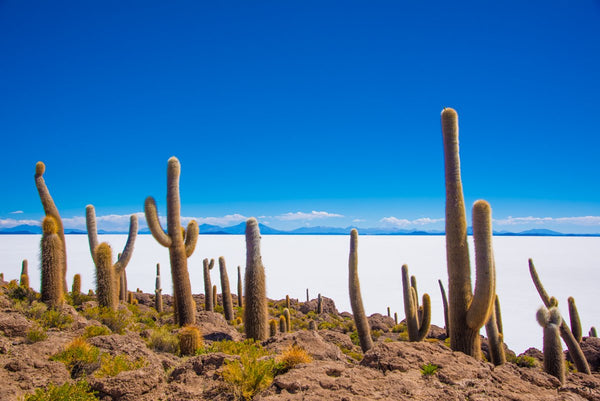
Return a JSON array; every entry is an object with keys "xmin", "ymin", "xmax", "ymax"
[
  {"xmin": 0, "ymin": 224, "xmax": 41, "ymax": 234},
  {"xmin": 499, "ymin": 228, "xmax": 564, "ymax": 236}
]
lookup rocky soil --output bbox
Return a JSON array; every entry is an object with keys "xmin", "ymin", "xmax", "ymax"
[{"xmin": 1, "ymin": 278, "xmax": 600, "ymax": 401}]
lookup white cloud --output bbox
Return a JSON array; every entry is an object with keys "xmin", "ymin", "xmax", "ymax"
[
  {"xmin": 276, "ymin": 211, "xmax": 344, "ymax": 221},
  {"xmin": 494, "ymin": 216, "xmax": 600, "ymax": 226},
  {"xmin": 9, "ymin": 210, "xmax": 23, "ymax": 214},
  {"xmin": 352, "ymin": 219, "xmax": 365, "ymax": 223},
  {"xmin": 0, "ymin": 218, "xmax": 41, "ymax": 228},
  {"xmin": 186, "ymin": 214, "xmax": 248, "ymax": 226},
  {"xmin": 380, "ymin": 216, "xmax": 444, "ymax": 228}
]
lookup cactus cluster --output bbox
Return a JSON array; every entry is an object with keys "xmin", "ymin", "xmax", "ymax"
[
  {"xmin": 537, "ymin": 306, "xmax": 565, "ymax": 384},
  {"xmin": 401, "ymin": 265, "xmax": 431, "ymax": 342}
]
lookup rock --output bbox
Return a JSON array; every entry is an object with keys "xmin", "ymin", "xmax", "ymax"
[
  {"xmin": 568, "ymin": 337, "xmax": 600, "ymax": 372},
  {"xmin": 0, "ymin": 312, "xmax": 33, "ymax": 337},
  {"xmin": 368, "ymin": 313, "xmax": 395, "ymax": 333},
  {"xmin": 263, "ymin": 330, "xmax": 345, "ymax": 361},
  {"xmin": 196, "ymin": 311, "xmax": 242, "ymax": 342},
  {"xmin": 299, "ymin": 297, "xmax": 338, "ymax": 315}
]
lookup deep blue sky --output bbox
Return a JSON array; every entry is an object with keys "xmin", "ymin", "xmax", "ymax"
[{"xmin": 1, "ymin": 1, "xmax": 599, "ymax": 232}]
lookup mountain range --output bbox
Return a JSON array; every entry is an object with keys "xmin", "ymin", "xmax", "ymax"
[{"xmin": 1, "ymin": 224, "xmax": 598, "ymax": 237}]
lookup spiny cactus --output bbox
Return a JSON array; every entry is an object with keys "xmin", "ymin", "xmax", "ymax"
[
  {"xmin": 387, "ymin": 307, "xmax": 391, "ymax": 318},
  {"xmin": 20, "ymin": 274, "xmax": 29, "ymax": 289},
  {"xmin": 72, "ymin": 274, "xmax": 81, "ymax": 295},
  {"xmin": 438, "ymin": 279, "xmax": 449, "ymax": 336},
  {"xmin": 219, "ymin": 257, "xmax": 234, "ymax": 321},
  {"xmin": 317, "ymin": 293, "xmax": 323, "ymax": 314},
  {"xmin": 128, "ymin": 291, "xmax": 138, "ymax": 305},
  {"xmin": 145, "ymin": 157, "xmax": 199, "ymax": 326},
  {"xmin": 244, "ymin": 218, "xmax": 268, "ymax": 341},
  {"xmin": 269, "ymin": 319, "xmax": 277, "ymax": 337},
  {"xmin": 286, "ymin": 295, "xmax": 291, "ymax": 310},
  {"xmin": 40, "ymin": 216, "xmax": 64, "ymax": 307},
  {"xmin": 590, "ymin": 327, "xmax": 598, "ymax": 337},
  {"xmin": 279, "ymin": 315, "xmax": 287, "ymax": 333},
  {"xmin": 86, "ymin": 205, "xmax": 137, "ymax": 310},
  {"xmin": 442, "ymin": 108, "xmax": 496, "ymax": 359},
  {"xmin": 155, "ymin": 263, "xmax": 163, "ymax": 313},
  {"xmin": 306, "ymin": 288, "xmax": 309, "ymax": 303},
  {"xmin": 178, "ymin": 326, "xmax": 203, "ymax": 356},
  {"xmin": 394, "ymin": 312, "xmax": 398, "ymax": 325},
  {"xmin": 348, "ymin": 229, "xmax": 373, "ymax": 352},
  {"xmin": 95, "ymin": 242, "xmax": 117, "ymax": 310},
  {"xmin": 528, "ymin": 259, "xmax": 590, "ymax": 374},
  {"xmin": 568, "ymin": 296, "xmax": 582, "ymax": 343},
  {"xmin": 213, "ymin": 285, "xmax": 218, "ymax": 307},
  {"xmin": 35, "ymin": 162, "xmax": 68, "ymax": 292},
  {"xmin": 119, "ymin": 269, "xmax": 128, "ymax": 302},
  {"xmin": 485, "ymin": 294, "xmax": 506, "ymax": 366},
  {"xmin": 494, "ymin": 295, "xmax": 503, "ymax": 336},
  {"xmin": 401, "ymin": 265, "xmax": 431, "ymax": 342},
  {"xmin": 537, "ymin": 306, "xmax": 565, "ymax": 384},
  {"xmin": 237, "ymin": 265, "xmax": 243, "ymax": 308},
  {"xmin": 203, "ymin": 258, "xmax": 215, "ymax": 311},
  {"xmin": 283, "ymin": 308, "xmax": 291, "ymax": 332},
  {"xmin": 20, "ymin": 260, "xmax": 29, "ymax": 288}
]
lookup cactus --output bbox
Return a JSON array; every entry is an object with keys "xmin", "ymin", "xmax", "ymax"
[
  {"xmin": 119, "ymin": 269, "xmax": 128, "ymax": 302},
  {"xmin": 35, "ymin": 162, "xmax": 68, "ymax": 293},
  {"xmin": 485, "ymin": 293, "xmax": 506, "ymax": 366},
  {"xmin": 308, "ymin": 320, "xmax": 317, "ymax": 331},
  {"xmin": 95, "ymin": 242, "xmax": 117, "ymax": 310},
  {"xmin": 178, "ymin": 326, "xmax": 203, "ymax": 356},
  {"xmin": 219, "ymin": 257, "xmax": 234, "ymax": 321},
  {"xmin": 394, "ymin": 312, "xmax": 398, "ymax": 325},
  {"xmin": 128, "ymin": 291, "xmax": 136, "ymax": 305},
  {"xmin": 387, "ymin": 306, "xmax": 391, "ymax": 318},
  {"xmin": 494, "ymin": 295, "xmax": 503, "ymax": 335},
  {"xmin": 0, "ymin": 273, "xmax": 3, "ymax": 282},
  {"xmin": 72, "ymin": 274, "xmax": 81, "ymax": 295},
  {"xmin": 203, "ymin": 258, "xmax": 215, "ymax": 311},
  {"xmin": 20, "ymin": 260, "xmax": 29, "ymax": 288},
  {"xmin": 317, "ymin": 293, "xmax": 323, "ymax": 314},
  {"xmin": 528, "ymin": 259, "xmax": 590, "ymax": 374},
  {"xmin": 401, "ymin": 265, "xmax": 431, "ymax": 341},
  {"xmin": 86, "ymin": 205, "xmax": 137, "ymax": 310},
  {"xmin": 442, "ymin": 108, "xmax": 496, "ymax": 358},
  {"xmin": 237, "ymin": 265, "xmax": 243, "ymax": 308},
  {"xmin": 155, "ymin": 263, "xmax": 163, "ymax": 313},
  {"xmin": 568, "ymin": 296, "xmax": 582, "ymax": 343},
  {"xmin": 348, "ymin": 229, "xmax": 373, "ymax": 352},
  {"xmin": 213, "ymin": 285, "xmax": 218, "ymax": 307},
  {"xmin": 279, "ymin": 315, "xmax": 287, "ymax": 333},
  {"xmin": 283, "ymin": 308, "xmax": 291, "ymax": 332},
  {"xmin": 40, "ymin": 216, "xmax": 64, "ymax": 307},
  {"xmin": 410, "ymin": 275, "xmax": 419, "ymax": 315},
  {"xmin": 269, "ymin": 319, "xmax": 277, "ymax": 337},
  {"xmin": 306, "ymin": 288, "xmax": 309, "ymax": 303},
  {"xmin": 590, "ymin": 327, "xmax": 598, "ymax": 337},
  {"xmin": 286, "ymin": 295, "xmax": 290, "ymax": 310},
  {"xmin": 145, "ymin": 157, "xmax": 199, "ymax": 326},
  {"xmin": 438, "ymin": 279, "xmax": 449, "ymax": 336},
  {"xmin": 537, "ymin": 306, "xmax": 565, "ymax": 384},
  {"xmin": 244, "ymin": 218, "xmax": 268, "ymax": 341}
]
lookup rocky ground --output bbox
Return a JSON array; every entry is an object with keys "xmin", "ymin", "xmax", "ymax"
[{"xmin": 1, "ymin": 277, "xmax": 600, "ymax": 401}]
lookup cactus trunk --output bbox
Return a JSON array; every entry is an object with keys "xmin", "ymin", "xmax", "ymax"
[
  {"xmin": 203, "ymin": 258, "xmax": 214, "ymax": 312},
  {"xmin": 348, "ymin": 229, "xmax": 373, "ymax": 353},
  {"xmin": 219, "ymin": 257, "xmax": 234, "ymax": 321},
  {"xmin": 237, "ymin": 265, "xmax": 243, "ymax": 308},
  {"xmin": 40, "ymin": 216, "xmax": 64, "ymax": 307},
  {"xmin": 244, "ymin": 218, "xmax": 268, "ymax": 341}
]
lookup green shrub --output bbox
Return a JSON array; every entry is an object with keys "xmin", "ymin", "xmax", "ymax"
[
  {"xmin": 222, "ymin": 352, "xmax": 275, "ymax": 401},
  {"xmin": 391, "ymin": 323, "xmax": 407, "ymax": 333},
  {"xmin": 82, "ymin": 326, "xmax": 111, "ymax": 339},
  {"xmin": 420, "ymin": 363, "xmax": 439, "ymax": 376},
  {"xmin": 39, "ymin": 309, "xmax": 73, "ymax": 330},
  {"xmin": 22, "ymin": 380, "xmax": 98, "ymax": 401},
  {"xmin": 147, "ymin": 326, "xmax": 179, "ymax": 354},
  {"xmin": 273, "ymin": 344, "xmax": 312, "ymax": 375},
  {"xmin": 513, "ymin": 355, "xmax": 538, "ymax": 368},
  {"xmin": 94, "ymin": 353, "xmax": 146, "ymax": 378},
  {"xmin": 208, "ymin": 339, "xmax": 270, "ymax": 358},
  {"xmin": 26, "ymin": 327, "xmax": 48, "ymax": 343},
  {"xmin": 82, "ymin": 307, "xmax": 132, "ymax": 334},
  {"xmin": 349, "ymin": 331, "xmax": 360, "ymax": 347},
  {"xmin": 51, "ymin": 338, "xmax": 100, "ymax": 371},
  {"xmin": 339, "ymin": 345, "xmax": 363, "ymax": 361}
]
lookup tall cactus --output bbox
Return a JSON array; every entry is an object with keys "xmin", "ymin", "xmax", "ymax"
[
  {"xmin": 40, "ymin": 216, "xmax": 64, "ymax": 307},
  {"xmin": 442, "ymin": 108, "xmax": 496, "ymax": 358},
  {"xmin": 348, "ymin": 229, "xmax": 373, "ymax": 352},
  {"xmin": 237, "ymin": 265, "xmax": 243, "ymax": 307},
  {"xmin": 35, "ymin": 162, "xmax": 68, "ymax": 292},
  {"xmin": 401, "ymin": 265, "xmax": 431, "ymax": 341},
  {"xmin": 568, "ymin": 296, "xmax": 582, "ymax": 343},
  {"xmin": 537, "ymin": 306, "xmax": 565, "ymax": 384},
  {"xmin": 219, "ymin": 257, "xmax": 234, "ymax": 321},
  {"xmin": 244, "ymin": 218, "xmax": 268, "ymax": 341},
  {"xmin": 203, "ymin": 258, "xmax": 215, "ymax": 311},
  {"xmin": 145, "ymin": 157, "xmax": 199, "ymax": 326},
  {"xmin": 155, "ymin": 263, "xmax": 163, "ymax": 313},
  {"xmin": 438, "ymin": 279, "xmax": 449, "ymax": 336},
  {"xmin": 86, "ymin": 205, "xmax": 137, "ymax": 310},
  {"xmin": 95, "ymin": 242, "xmax": 117, "ymax": 310},
  {"xmin": 529, "ymin": 259, "xmax": 590, "ymax": 374}
]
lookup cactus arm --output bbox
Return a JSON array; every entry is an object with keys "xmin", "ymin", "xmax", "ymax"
[
  {"xmin": 209, "ymin": 259, "xmax": 215, "ymax": 269},
  {"xmin": 416, "ymin": 293, "xmax": 432, "ymax": 341},
  {"xmin": 567, "ymin": 296, "xmax": 582, "ymax": 343},
  {"xmin": 494, "ymin": 295, "xmax": 503, "ymax": 335},
  {"xmin": 144, "ymin": 197, "xmax": 172, "ymax": 247},
  {"xmin": 438, "ymin": 279, "xmax": 450, "ymax": 334},
  {"xmin": 528, "ymin": 258, "xmax": 552, "ymax": 306},
  {"xmin": 485, "ymin": 306, "xmax": 506, "ymax": 366},
  {"xmin": 466, "ymin": 200, "xmax": 495, "ymax": 330},
  {"xmin": 85, "ymin": 205, "xmax": 99, "ymax": 263},
  {"xmin": 166, "ymin": 157, "xmax": 182, "ymax": 240},
  {"xmin": 184, "ymin": 220, "xmax": 199, "ymax": 258},
  {"xmin": 402, "ymin": 264, "xmax": 419, "ymax": 341},
  {"xmin": 114, "ymin": 215, "xmax": 138, "ymax": 274},
  {"xmin": 348, "ymin": 229, "xmax": 374, "ymax": 352}
]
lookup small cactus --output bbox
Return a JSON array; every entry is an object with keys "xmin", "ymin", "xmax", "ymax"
[
  {"xmin": 237, "ymin": 265, "xmax": 243, "ymax": 308},
  {"xmin": 317, "ymin": 293, "xmax": 323, "ymax": 314},
  {"xmin": 394, "ymin": 312, "xmax": 398, "ymax": 325},
  {"xmin": 308, "ymin": 320, "xmax": 317, "ymax": 331},
  {"xmin": 219, "ymin": 257, "xmax": 234, "ymax": 321},
  {"xmin": 203, "ymin": 258, "xmax": 215, "ymax": 311},
  {"xmin": 145, "ymin": 157, "xmax": 199, "ymax": 326},
  {"xmin": 72, "ymin": 274, "xmax": 81, "ymax": 295},
  {"xmin": 438, "ymin": 279, "xmax": 449, "ymax": 336},
  {"xmin": 212, "ymin": 285, "xmax": 218, "ymax": 307},
  {"xmin": 283, "ymin": 308, "xmax": 291, "ymax": 332},
  {"xmin": 244, "ymin": 218, "xmax": 268, "ymax": 341},
  {"xmin": 279, "ymin": 315, "xmax": 287, "ymax": 333},
  {"xmin": 20, "ymin": 260, "xmax": 29, "ymax": 288},
  {"xmin": 0, "ymin": 273, "xmax": 4, "ymax": 282},
  {"xmin": 401, "ymin": 265, "xmax": 431, "ymax": 342},
  {"xmin": 306, "ymin": 288, "xmax": 309, "ymax": 303},
  {"xmin": 348, "ymin": 229, "xmax": 373, "ymax": 352},
  {"xmin": 119, "ymin": 269, "xmax": 128, "ymax": 302},
  {"xmin": 269, "ymin": 319, "xmax": 277, "ymax": 337},
  {"xmin": 286, "ymin": 295, "xmax": 290, "ymax": 310},
  {"xmin": 590, "ymin": 327, "xmax": 598, "ymax": 337},
  {"xmin": 537, "ymin": 306, "xmax": 565, "ymax": 384},
  {"xmin": 568, "ymin": 296, "xmax": 582, "ymax": 343},
  {"xmin": 387, "ymin": 306, "xmax": 391, "ymax": 318},
  {"xmin": 95, "ymin": 243, "xmax": 117, "ymax": 310},
  {"xmin": 155, "ymin": 263, "xmax": 163, "ymax": 313},
  {"xmin": 40, "ymin": 216, "xmax": 64, "ymax": 307},
  {"xmin": 20, "ymin": 274, "xmax": 29, "ymax": 289},
  {"xmin": 178, "ymin": 326, "xmax": 203, "ymax": 356},
  {"xmin": 128, "ymin": 291, "xmax": 136, "ymax": 305}
]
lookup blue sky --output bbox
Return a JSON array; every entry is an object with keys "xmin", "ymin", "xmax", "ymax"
[{"xmin": 1, "ymin": 1, "xmax": 599, "ymax": 233}]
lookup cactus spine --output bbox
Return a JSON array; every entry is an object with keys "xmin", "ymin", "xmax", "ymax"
[
  {"xmin": 86, "ymin": 205, "xmax": 137, "ymax": 310},
  {"xmin": 40, "ymin": 216, "xmax": 64, "ymax": 307},
  {"xmin": 203, "ymin": 258, "xmax": 215, "ymax": 311},
  {"xmin": 537, "ymin": 306, "xmax": 565, "ymax": 384},
  {"xmin": 568, "ymin": 296, "xmax": 582, "ymax": 343},
  {"xmin": 528, "ymin": 259, "xmax": 590, "ymax": 374},
  {"xmin": 485, "ymin": 293, "xmax": 506, "ymax": 366},
  {"xmin": 219, "ymin": 257, "xmax": 234, "ymax": 321},
  {"xmin": 155, "ymin": 263, "xmax": 163, "ymax": 313},
  {"xmin": 401, "ymin": 265, "xmax": 431, "ymax": 341},
  {"xmin": 145, "ymin": 157, "xmax": 199, "ymax": 326},
  {"xmin": 442, "ymin": 108, "xmax": 496, "ymax": 358},
  {"xmin": 35, "ymin": 162, "xmax": 68, "ymax": 292},
  {"xmin": 244, "ymin": 218, "xmax": 268, "ymax": 341},
  {"xmin": 438, "ymin": 279, "xmax": 449, "ymax": 336},
  {"xmin": 348, "ymin": 229, "xmax": 373, "ymax": 352},
  {"xmin": 237, "ymin": 265, "xmax": 243, "ymax": 308},
  {"xmin": 178, "ymin": 326, "xmax": 203, "ymax": 356}
]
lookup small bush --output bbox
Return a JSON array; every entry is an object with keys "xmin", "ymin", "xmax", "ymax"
[
  {"xmin": 51, "ymin": 338, "xmax": 100, "ymax": 371},
  {"xmin": 22, "ymin": 380, "xmax": 98, "ymax": 401},
  {"xmin": 222, "ymin": 353, "xmax": 275, "ymax": 401},
  {"xmin": 208, "ymin": 339, "xmax": 270, "ymax": 358},
  {"xmin": 339, "ymin": 346, "xmax": 363, "ymax": 361},
  {"xmin": 82, "ymin": 325, "xmax": 111, "ymax": 339},
  {"xmin": 94, "ymin": 353, "xmax": 146, "ymax": 378},
  {"xmin": 513, "ymin": 355, "xmax": 538, "ymax": 368},
  {"xmin": 391, "ymin": 323, "xmax": 407, "ymax": 333},
  {"xmin": 39, "ymin": 309, "xmax": 73, "ymax": 330},
  {"xmin": 349, "ymin": 331, "xmax": 360, "ymax": 347},
  {"xmin": 273, "ymin": 344, "xmax": 312, "ymax": 375},
  {"xmin": 26, "ymin": 327, "xmax": 48, "ymax": 343},
  {"xmin": 82, "ymin": 307, "xmax": 131, "ymax": 334},
  {"xmin": 147, "ymin": 326, "xmax": 179, "ymax": 354},
  {"xmin": 420, "ymin": 363, "xmax": 439, "ymax": 376}
]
